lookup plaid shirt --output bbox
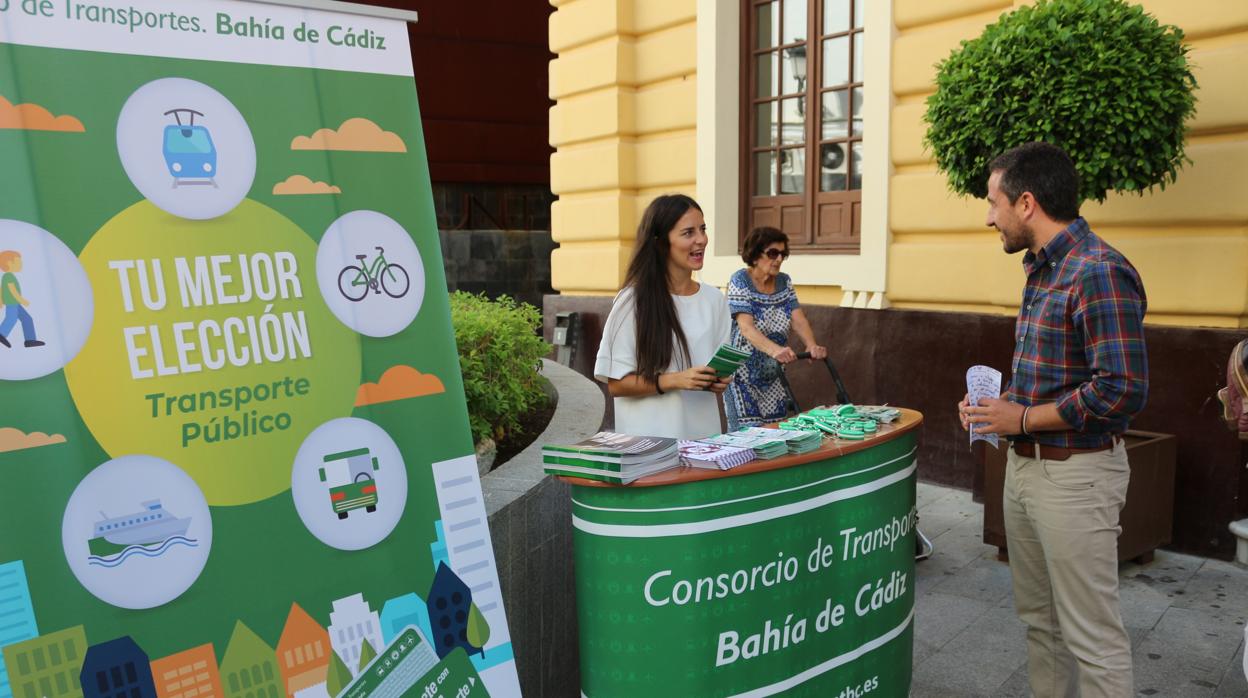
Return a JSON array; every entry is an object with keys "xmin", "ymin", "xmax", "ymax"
[{"xmin": 1006, "ymin": 218, "xmax": 1148, "ymax": 448}]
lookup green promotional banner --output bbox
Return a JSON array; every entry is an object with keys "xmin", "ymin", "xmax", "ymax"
[
  {"xmin": 571, "ymin": 433, "xmax": 918, "ymax": 697},
  {"xmin": 0, "ymin": 2, "xmax": 518, "ymax": 697}
]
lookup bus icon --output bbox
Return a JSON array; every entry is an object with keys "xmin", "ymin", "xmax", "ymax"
[{"xmin": 319, "ymin": 447, "xmax": 380, "ymax": 519}]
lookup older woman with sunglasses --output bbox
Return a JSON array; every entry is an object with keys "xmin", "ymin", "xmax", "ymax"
[{"xmin": 725, "ymin": 226, "xmax": 827, "ymax": 429}]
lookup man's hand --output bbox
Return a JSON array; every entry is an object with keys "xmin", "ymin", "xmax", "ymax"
[
  {"xmin": 963, "ymin": 397, "xmax": 1025, "ymax": 436},
  {"xmin": 957, "ymin": 393, "xmax": 972, "ymax": 431}
]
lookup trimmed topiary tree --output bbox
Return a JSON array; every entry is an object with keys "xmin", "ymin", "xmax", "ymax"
[{"xmin": 923, "ymin": 0, "xmax": 1197, "ymax": 202}]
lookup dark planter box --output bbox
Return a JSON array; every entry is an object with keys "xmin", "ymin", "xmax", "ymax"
[{"xmin": 981, "ymin": 430, "xmax": 1177, "ymax": 563}]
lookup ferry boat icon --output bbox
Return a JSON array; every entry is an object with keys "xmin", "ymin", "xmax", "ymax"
[{"xmin": 88, "ymin": 500, "xmax": 193, "ymax": 561}]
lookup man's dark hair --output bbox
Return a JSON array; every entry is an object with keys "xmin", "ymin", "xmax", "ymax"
[
  {"xmin": 988, "ymin": 142, "xmax": 1081, "ymax": 221},
  {"xmin": 740, "ymin": 226, "xmax": 789, "ymax": 265}
]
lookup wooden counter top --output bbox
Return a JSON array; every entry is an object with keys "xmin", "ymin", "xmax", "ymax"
[{"xmin": 555, "ymin": 407, "xmax": 924, "ymax": 489}]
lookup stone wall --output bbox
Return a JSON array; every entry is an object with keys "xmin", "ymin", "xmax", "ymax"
[
  {"xmin": 482, "ymin": 360, "xmax": 604, "ymax": 696},
  {"xmin": 440, "ymin": 229, "xmax": 556, "ymax": 309},
  {"xmin": 431, "ymin": 181, "xmax": 557, "ymax": 309},
  {"xmin": 432, "ymin": 183, "xmax": 553, "ymax": 233}
]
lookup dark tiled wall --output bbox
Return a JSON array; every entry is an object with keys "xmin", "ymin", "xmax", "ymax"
[
  {"xmin": 440, "ymin": 229, "xmax": 555, "ymax": 309},
  {"xmin": 432, "ymin": 183, "xmax": 554, "ymax": 233},
  {"xmin": 427, "ymin": 182, "xmax": 557, "ymax": 308}
]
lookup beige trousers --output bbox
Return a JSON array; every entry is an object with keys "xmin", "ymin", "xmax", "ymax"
[{"xmin": 1003, "ymin": 441, "xmax": 1133, "ymax": 698}]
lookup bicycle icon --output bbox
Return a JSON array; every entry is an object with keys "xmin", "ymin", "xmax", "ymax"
[{"xmin": 337, "ymin": 246, "xmax": 410, "ymax": 302}]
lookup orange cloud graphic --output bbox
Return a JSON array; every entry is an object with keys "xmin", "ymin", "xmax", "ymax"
[
  {"xmin": 273, "ymin": 174, "xmax": 341, "ymax": 195},
  {"xmin": 291, "ymin": 117, "xmax": 406, "ymax": 152},
  {"xmin": 356, "ymin": 365, "xmax": 445, "ymax": 406},
  {"xmin": 0, "ymin": 95, "xmax": 85, "ymax": 132},
  {"xmin": 0, "ymin": 427, "xmax": 67, "ymax": 453}
]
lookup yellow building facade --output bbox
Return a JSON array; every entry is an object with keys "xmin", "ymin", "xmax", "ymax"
[{"xmin": 548, "ymin": 0, "xmax": 1248, "ymax": 327}]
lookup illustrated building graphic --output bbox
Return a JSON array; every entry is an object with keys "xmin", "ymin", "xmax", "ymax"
[
  {"xmin": 325, "ymin": 594, "xmax": 380, "ymax": 677},
  {"xmin": 150, "ymin": 643, "xmax": 222, "ymax": 698},
  {"xmin": 426, "ymin": 563, "xmax": 476, "ymax": 659},
  {"xmin": 80, "ymin": 636, "xmax": 157, "ymax": 698},
  {"xmin": 378, "ymin": 593, "xmax": 433, "ymax": 648},
  {"xmin": 429, "ymin": 521, "xmax": 449, "ymax": 572},
  {"xmin": 219, "ymin": 622, "xmax": 280, "ymax": 698},
  {"xmin": 275, "ymin": 604, "xmax": 330, "ymax": 697},
  {"xmin": 1, "ymin": 625, "xmax": 87, "ymax": 698},
  {"xmin": 430, "ymin": 457, "xmax": 511, "ymax": 652},
  {"xmin": 0, "ymin": 561, "xmax": 39, "ymax": 698}
]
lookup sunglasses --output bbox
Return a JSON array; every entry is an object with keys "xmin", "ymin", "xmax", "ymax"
[{"xmin": 763, "ymin": 248, "xmax": 790, "ymax": 260}]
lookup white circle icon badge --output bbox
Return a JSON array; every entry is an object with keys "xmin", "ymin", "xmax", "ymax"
[
  {"xmin": 316, "ymin": 210, "xmax": 425, "ymax": 337},
  {"xmin": 62, "ymin": 455, "xmax": 213, "ymax": 609},
  {"xmin": 116, "ymin": 78, "xmax": 256, "ymax": 220},
  {"xmin": 291, "ymin": 417, "xmax": 409, "ymax": 550},
  {"xmin": 0, "ymin": 219, "xmax": 94, "ymax": 381}
]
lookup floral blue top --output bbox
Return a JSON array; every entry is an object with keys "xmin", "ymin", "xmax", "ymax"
[{"xmin": 725, "ymin": 268, "xmax": 799, "ymax": 429}]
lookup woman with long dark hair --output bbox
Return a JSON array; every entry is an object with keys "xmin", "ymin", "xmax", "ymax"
[{"xmin": 593, "ymin": 194, "xmax": 732, "ymax": 438}]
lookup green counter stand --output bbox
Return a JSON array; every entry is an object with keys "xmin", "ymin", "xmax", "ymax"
[{"xmin": 559, "ymin": 410, "xmax": 924, "ymax": 697}]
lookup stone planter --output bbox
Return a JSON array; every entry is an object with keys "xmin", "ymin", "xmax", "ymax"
[
  {"xmin": 1231, "ymin": 518, "xmax": 1248, "ymax": 566},
  {"xmin": 480, "ymin": 359, "xmax": 603, "ymax": 696}
]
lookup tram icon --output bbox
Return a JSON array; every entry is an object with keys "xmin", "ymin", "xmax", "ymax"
[
  {"xmin": 318, "ymin": 447, "xmax": 381, "ymax": 519},
  {"xmin": 162, "ymin": 108, "xmax": 218, "ymax": 188}
]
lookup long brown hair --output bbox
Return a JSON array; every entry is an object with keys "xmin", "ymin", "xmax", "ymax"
[{"xmin": 622, "ymin": 194, "xmax": 702, "ymax": 381}]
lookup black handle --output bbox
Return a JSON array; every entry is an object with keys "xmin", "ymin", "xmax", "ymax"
[{"xmin": 787, "ymin": 351, "xmax": 852, "ymax": 405}]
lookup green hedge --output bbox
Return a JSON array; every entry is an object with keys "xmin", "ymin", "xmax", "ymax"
[
  {"xmin": 924, "ymin": 0, "xmax": 1197, "ymax": 202},
  {"xmin": 450, "ymin": 292, "xmax": 551, "ymax": 445}
]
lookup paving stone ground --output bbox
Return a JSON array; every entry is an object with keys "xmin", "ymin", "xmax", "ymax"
[{"xmin": 911, "ymin": 482, "xmax": 1248, "ymax": 697}]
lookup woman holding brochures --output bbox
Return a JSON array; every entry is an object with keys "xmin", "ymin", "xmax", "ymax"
[
  {"xmin": 594, "ymin": 194, "xmax": 732, "ymax": 439},
  {"xmin": 725, "ymin": 226, "xmax": 827, "ymax": 429}
]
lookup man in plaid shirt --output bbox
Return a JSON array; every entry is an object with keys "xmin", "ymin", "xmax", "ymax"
[{"xmin": 958, "ymin": 142, "xmax": 1147, "ymax": 697}]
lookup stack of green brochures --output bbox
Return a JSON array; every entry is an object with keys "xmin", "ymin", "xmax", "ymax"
[
  {"xmin": 699, "ymin": 431, "xmax": 789, "ymax": 459},
  {"xmin": 735, "ymin": 426, "xmax": 823, "ymax": 454},
  {"xmin": 542, "ymin": 431, "xmax": 680, "ymax": 484},
  {"xmin": 707, "ymin": 343, "xmax": 753, "ymax": 378},
  {"xmin": 783, "ymin": 430, "xmax": 823, "ymax": 454}
]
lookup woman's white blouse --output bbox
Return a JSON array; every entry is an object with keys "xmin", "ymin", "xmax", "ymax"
[{"xmin": 594, "ymin": 283, "xmax": 731, "ymax": 439}]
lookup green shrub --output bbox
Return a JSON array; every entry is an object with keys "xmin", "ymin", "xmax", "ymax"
[
  {"xmin": 924, "ymin": 0, "xmax": 1196, "ymax": 203},
  {"xmin": 450, "ymin": 292, "xmax": 551, "ymax": 445}
]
